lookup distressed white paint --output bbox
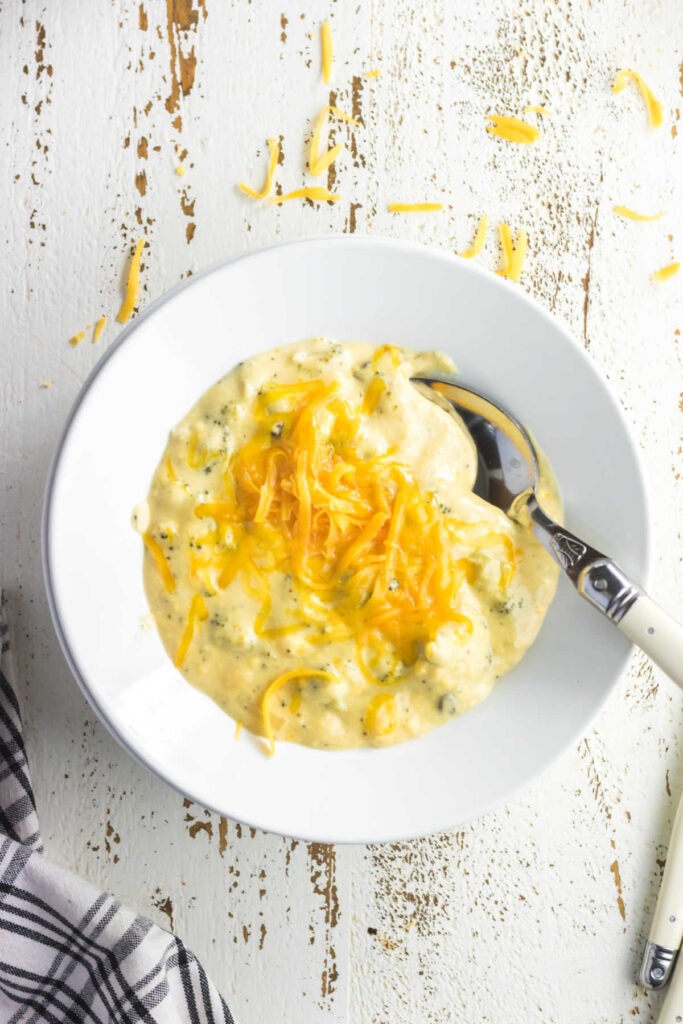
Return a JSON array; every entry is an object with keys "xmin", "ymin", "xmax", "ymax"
[{"xmin": 0, "ymin": 1, "xmax": 682, "ymax": 1022}]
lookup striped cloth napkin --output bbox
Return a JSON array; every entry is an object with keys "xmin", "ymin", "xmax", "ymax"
[{"xmin": 0, "ymin": 593, "xmax": 234, "ymax": 1024}]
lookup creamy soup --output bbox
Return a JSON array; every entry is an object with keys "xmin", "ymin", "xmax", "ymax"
[{"xmin": 139, "ymin": 339, "xmax": 560, "ymax": 752}]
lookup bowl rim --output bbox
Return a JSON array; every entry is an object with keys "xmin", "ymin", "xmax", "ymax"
[{"xmin": 41, "ymin": 234, "xmax": 654, "ymax": 842}]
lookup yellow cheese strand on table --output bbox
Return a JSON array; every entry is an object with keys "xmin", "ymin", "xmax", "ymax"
[
  {"xmin": 270, "ymin": 187, "xmax": 340, "ymax": 204},
  {"xmin": 613, "ymin": 206, "xmax": 666, "ymax": 221},
  {"xmin": 523, "ymin": 105, "xmax": 549, "ymax": 116},
  {"xmin": 261, "ymin": 669, "xmax": 335, "ymax": 756},
  {"xmin": 321, "ymin": 21, "xmax": 333, "ymax": 83},
  {"xmin": 92, "ymin": 315, "xmax": 107, "ymax": 343},
  {"xmin": 486, "ymin": 115, "xmax": 540, "ymax": 143},
  {"xmin": 69, "ymin": 330, "xmax": 87, "ymax": 348},
  {"xmin": 116, "ymin": 238, "xmax": 146, "ymax": 324},
  {"xmin": 387, "ymin": 202, "xmax": 444, "ymax": 213},
  {"xmin": 239, "ymin": 138, "xmax": 280, "ymax": 199},
  {"xmin": 612, "ymin": 69, "xmax": 663, "ymax": 128},
  {"xmin": 366, "ymin": 68, "xmax": 381, "ymax": 79},
  {"xmin": 460, "ymin": 215, "xmax": 489, "ymax": 259},
  {"xmin": 652, "ymin": 262, "xmax": 680, "ymax": 282},
  {"xmin": 496, "ymin": 224, "xmax": 528, "ymax": 281},
  {"xmin": 308, "ymin": 106, "xmax": 358, "ymax": 177}
]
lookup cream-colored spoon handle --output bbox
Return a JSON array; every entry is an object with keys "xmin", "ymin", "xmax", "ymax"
[
  {"xmin": 619, "ymin": 594, "xmax": 683, "ymax": 689},
  {"xmin": 655, "ymin": 952, "xmax": 683, "ymax": 1023},
  {"xmin": 640, "ymin": 793, "xmax": 683, "ymax": 989}
]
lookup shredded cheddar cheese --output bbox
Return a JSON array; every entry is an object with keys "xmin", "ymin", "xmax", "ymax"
[
  {"xmin": 613, "ymin": 206, "xmax": 666, "ymax": 221},
  {"xmin": 486, "ymin": 115, "xmax": 540, "ymax": 143},
  {"xmin": 460, "ymin": 215, "xmax": 489, "ymax": 259},
  {"xmin": 612, "ymin": 69, "xmax": 663, "ymax": 128},
  {"xmin": 366, "ymin": 69, "xmax": 381, "ymax": 79},
  {"xmin": 174, "ymin": 593, "xmax": 209, "ymax": 668},
  {"xmin": 270, "ymin": 187, "xmax": 340, "ymax": 204},
  {"xmin": 261, "ymin": 669, "xmax": 334, "ymax": 755},
  {"xmin": 321, "ymin": 21, "xmax": 333, "ymax": 84},
  {"xmin": 69, "ymin": 330, "xmax": 87, "ymax": 348},
  {"xmin": 387, "ymin": 202, "xmax": 444, "ymax": 213},
  {"xmin": 652, "ymin": 262, "xmax": 680, "ymax": 282},
  {"xmin": 523, "ymin": 105, "xmax": 549, "ymax": 116},
  {"xmin": 143, "ymin": 533, "xmax": 175, "ymax": 594},
  {"xmin": 239, "ymin": 138, "xmax": 280, "ymax": 199},
  {"xmin": 308, "ymin": 106, "xmax": 358, "ymax": 177},
  {"xmin": 177, "ymin": 375, "xmax": 518, "ymax": 706},
  {"xmin": 176, "ymin": 165, "xmax": 186, "ymax": 176},
  {"xmin": 143, "ymin": 340, "xmax": 562, "ymax": 753},
  {"xmin": 497, "ymin": 224, "xmax": 528, "ymax": 282},
  {"xmin": 117, "ymin": 238, "xmax": 145, "ymax": 324},
  {"xmin": 92, "ymin": 315, "xmax": 107, "ymax": 343}
]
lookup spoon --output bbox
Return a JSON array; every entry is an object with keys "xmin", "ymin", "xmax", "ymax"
[
  {"xmin": 412, "ymin": 376, "xmax": 683, "ymax": 1002},
  {"xmin": 412, "ymin": 375, "xmax": 683, "ymax": 689}
]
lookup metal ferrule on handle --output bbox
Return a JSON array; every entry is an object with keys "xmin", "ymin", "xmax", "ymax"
[{"xmin": 520, "ymin": 494, "xmax": 683, "ymax": 690}]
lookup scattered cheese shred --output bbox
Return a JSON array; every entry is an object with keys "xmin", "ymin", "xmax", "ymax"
[
  {"xmin": 40, "ymin": 380, "xmax": 53, "ymax": 389},
  {"xmin": 116, "ymin": 238, "xmax": 146, "ymax": 324},
  {"xmin": 308, "ymin": 106, "xmax": 358, "ymax": 177},
  {"xmin": 523, "ymin": 105, "xmax": 549, "ymax": 116},
  {"xmin": 270, "ymin": 187, "xmax": 340, "ymax": 204},
  {"xmin": 612, "ymin": 69, "xmax": 663, "ymax": 128},
  {"xmin": 174, "ymin": 593, "xmax": 209, "ymax": 668},
  {"xmin": 387, "ymin": 202, "xmax": 444, "ymax": 213},
  {"xmin": 69, "ymin": 330, "xmax": 87, "ymax": 348},
  {"xmin": 613, "ymin": 205, "xmax": 666, "ymax": 221},
  {"xmin": 239, "ymin": 138, "xmax": 280, "ymax": 199},
  {"xmin": 497, "ymin": 223, "xmax": 528, "ymax": 281},
  {"xmin": 460, "ymin": 215, "xmax": 489, "ymax": 258},
  {"xmin": 176, "ymin": 165, "xmax": 186, "ymax": 176},
  {"xmin": 92, "ymin": 315, "xmax": 107, "ymax": 343},
  {"xmin": 652, "ymin": 262, "xmax": 680, "ymax": 282},
  {"xmin": 261, "ymin": 669, "xmax": 334, "ymax": 755},
  {"xmin": 486, "ymin": 115, "xmax": 540, "ymax": 144},
  {"xmin": 321, "ymin": 21, "xmax": 333, "ymax": 84},
  {"xmin": 366, "ymin": 68, "xmax": 381, "ymax": 79}
]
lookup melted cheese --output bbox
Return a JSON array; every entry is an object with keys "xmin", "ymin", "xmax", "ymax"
[{"xmin": 143, "ymin": 339, "xmax": 561, "ymax": 752}]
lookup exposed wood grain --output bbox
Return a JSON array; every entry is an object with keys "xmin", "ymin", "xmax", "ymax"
[{"xmin": 0, "ymin": 1, "xmax": 682, "ymax": 1022}]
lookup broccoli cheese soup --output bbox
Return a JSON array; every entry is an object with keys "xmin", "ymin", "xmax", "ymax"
[{"xmin": 140, "ymin": 339, "xmax": 560, "ymax": 753}]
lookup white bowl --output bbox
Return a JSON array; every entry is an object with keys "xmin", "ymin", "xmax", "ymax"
[{"xmin": 43, "ymin": 237, "xmax": 651, "ymax": 843}]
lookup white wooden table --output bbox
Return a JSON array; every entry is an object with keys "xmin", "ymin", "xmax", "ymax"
[{"xmin": 2, "ymin": 2, "xmax": 682, "ymax": 1021}]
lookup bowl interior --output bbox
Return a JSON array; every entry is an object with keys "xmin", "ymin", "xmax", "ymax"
[{"xmin": 43, "ymin": 237, "xmax": 650, "ymax": 843}]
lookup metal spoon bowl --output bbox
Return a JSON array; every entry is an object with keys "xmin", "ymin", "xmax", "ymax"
[{"xmin": 412, "ymin": 374, "xmax": 683, "ymax": 689}]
